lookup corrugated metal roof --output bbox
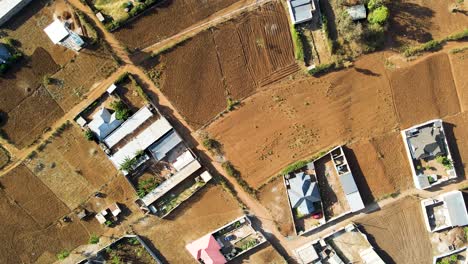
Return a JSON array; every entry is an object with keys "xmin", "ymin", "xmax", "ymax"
[
  {"xmin": 346, "ymin": 191, "xmax": 365, "ymax": 212},
  {"xmin": 287, "ymin": 172, "xmax": 321, "ymax": 215},
  {"xmin": 148, "ymin": 129, "xmax": 183, "ymax": 160},
  {"xmin": 44, "ymin": 20, "xmax": 69, "ymax": 44},
  {"xmin": 339, "ymin": 172, "xmax": 358, "ymax": 195},
  {"xmin": 346, "ymin": 5, "xmax": 367, "ymax": 20},
  {"xmin": 444, "ymin": 191, "xmax": 468, "ymax": 227},
  {"xmin": 287, "ymin": 0, "xmax": 315, "ymax": 24}
]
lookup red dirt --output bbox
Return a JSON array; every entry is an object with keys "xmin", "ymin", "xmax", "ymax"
[
  {"xmin": 132, "ymin": 185, "xmax": 243, "ymax": 263},
  {"xmin": 113, "ymin": 0, "xmax": 240, "ymax": 50},
  {"xmin": 356, "ymin": 197, "xmax": 432, "ymax": 264},
  {"xmin": 448, "ymin": 48, "xmax": 468, "ymax": 112},
  {"xmin": 143, "ymin": 1, "xmax": 295, "ymax": 129},
  {"xmin": 258, "ymin": 177, "xmax": 294, "ymax": 237},
  {"xmin": 390, "ymin": 52, "xmax": 461, "ymax": 128}
]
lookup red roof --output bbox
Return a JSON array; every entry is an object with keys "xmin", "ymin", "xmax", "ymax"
[{"xmin": 186, "ymin": 234, "xmax": 226, "ymax": 264}]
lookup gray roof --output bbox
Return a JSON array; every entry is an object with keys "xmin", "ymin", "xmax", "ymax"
[
  {"xmin": 148, "ymin": 129, "xmax": 182, "ymax": 160},
  {"xmin": 346, "ymin": 5, "xmax": 367, "ymax": 20},
  {"xmin": 288, "ymin": 0, "xmax": 315, "ymax": 24},
  {"xmin": 444, "ymin": 191, "xmax": 468, "ymax": 227},
  {"xmin": 339, "ymin": 172, "xmax": 358, "ymax": 195},
  {"xmin": 288, "ymin": 172, "xmax": 321, "ymax": 215},
  {"xmin": 408, "ymin": 125, "xmax": 445, "ymax": 160}
]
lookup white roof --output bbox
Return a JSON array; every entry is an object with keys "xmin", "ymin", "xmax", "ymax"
[
  {"xmin": 173, "ymin": 150, "xmax": 196, "ymax": 171},
  {"xmin": 200, "ymin": 171, "xmax": 213, "ymax": 183},
  {"xmin": 359, "ymin": 247, "xmax": 385, "ymax": 264},
  {"xmin": 76, "ymin": 116, "xmax": 87, "ymax": 127},
  {"xmin": 347, "ymin": 191, "xmax": 365, "ymax": 212},
  {"xmin": 444, "ymin": 191, "xmax": 468, "ymax": 227},
  {"xmin": 44, "ymin": 20, "xmax": 69, "ymax": 44},
  {"xmin": 107, "ymin": 83, "xmax": 117, "ymax": 94},
  {"xmin": 141, "ymin": 159, "xmax": 201, "ymax": 206},
  {"xmin": 109, "ymin": 117, "xmax": 172, "ymax": 168},
  {"xmin": 0, "ymin": 0, "xmax": 31, "ymax": 25},
  {"xmin": 104, "ymin": 106, "xmax": 153, "ymax": 148},
  {"xmin": 88, "ymin": 108, "xmax": 123, "ymax": 140},
  {"xmin": 296, "ymin": 243, "xmax": 320, "ymax": 264}
]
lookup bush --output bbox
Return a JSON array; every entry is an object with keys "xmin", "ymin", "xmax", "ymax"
[
  {"xmin": 282, "ymin": 160, "xmax": 308, "ymax": 175},
  {"xmin": 226, "ymin": 97, "xmax": 239, "ymax": 111},
  {"xmin": 368, "ymin": 6, "xmax": 389, "ymax": 25},
  {"xmin": 120, "ymin": 156, "xmax": 137, "ymax": 172},
  {"xmin": 445, "ymin": 28, "xmax": 468, "ymax": 41},
  {"xmin": 308, "ymin": 62, "xmax": 336, "ymax": 76},
  {"xmin": 89, "ymin": 234, "xmax": 100, "ymax": 244},
  {"xmin": 110, "ymin": 100, "xmax": 131, "ymax": 120},
  {"xmin": 403, "ymin": 40, "xmax": 443, "ymax": 57},
  {"xmin": 362, "ymin": 23, "xmax": 385, "ymax": 52},
  {"xmin": 56, "ymin": 250, "xmax": 70, "ymax": 260},
  {"xmin": 84, "ymin": 129, "xmax": 95, "ymax": 141},
  {"xmin": 321, "ymin": 15, "xmax": 335, "ymax": 52},
  {"xmin": 367, "ymin": 0, "xmax": 384, "ymax": 10},
  {"xmin": 114, "ymin": 72, "xmax": 129, "ymax": 84},
  {"xmin": 203, "ymin": 138, "xmax": 222, "ymax": 154},
  {"xmin": 43, "ymin": 74, "xmax": 52, "ymax": 86},
  {"xmin": 290, "ymin": 25, "xmax": 304, "ymax": 61},
  {"xmin": 436, "ymin": 155, "xmax": 453, "ymax": 169},
  {"xmin": 222, "ymin": 161, "xmax": 257, "ymax": 198}
]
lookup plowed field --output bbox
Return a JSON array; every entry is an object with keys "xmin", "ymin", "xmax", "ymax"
[
  {"xmin": 144, "ymin": 1, "xmax": 296, "ymax": 129},
  {"xmin": 113, "ymin": 0, "xmax": 240, "ymax": 50},
  {"xmin": 206, "ymin": 50, "xmax": 466, "ymax": 192}
]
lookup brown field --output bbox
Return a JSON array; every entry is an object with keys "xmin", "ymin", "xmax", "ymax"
[
  {"xmin": 206, "ymin": 49, "xmax": 466, "ymax": 191},
  {"xmin": 0, "ymin": 165, "xmax": 93, "ymax": 264},
  {"xmin": 113, "ymin": 0, "xmax": 239, "ymax": 50},
  {"xmin": 449, "ymin": 48, "xmax": 468, "ymax": 111},
  {"xmin": 356, "ymin": 197, "xmax": 432, "ymax": 263},
  {"xmin": 25, "ymin": 124, "xmax": 118, "ymax": 209},
  {"xmin": 143, "ymin": 1, "xmax": 296, "ymax": 129},
  {"xmin": 231, "ymin": 243, "xmax": 286, "ymax": 264},
  {"xmin": 445, "ymin": 112, "xmax": 468, "ymax": 178},
  {"xmin": 132, "ymin": 184, "xmax": 243, "ymax": 263},
  {"xmin": 0, "ymin": 0, "xmax": 117, "ymax": 148},
  {"xmin": 258, "ymin": 177, "xmax": 294, "ymax": 237},
  {"xmin": 0, "ymin": 145, "xmax": 10, "ymax": 170}
]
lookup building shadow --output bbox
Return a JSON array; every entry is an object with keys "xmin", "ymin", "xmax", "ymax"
[
  {"xmin": 444, "ymin": 122, "xmax": 466, "ymax": 181},
  {"xmin": 139, "ymin": 235, "xmax": 170, "ymax": 264},
  {"xmin": 342, "ymin": 146, "xmax": 375, "ymax": 205},
  {"xmin": 2, "ymin": 0, "xmax": 48, "ymax": 31},
  {"xmin": 356, "ymin": 224, "xmax": 397, "ymax": 264}
]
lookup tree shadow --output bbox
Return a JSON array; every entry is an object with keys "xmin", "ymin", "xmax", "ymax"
[
  {"xmin": 354, "ymin": 67, "xmax": 380, "ymax": 77},
  {"xmin": 385, "ymin": 0, "xmax": 435, "ymax": 49}
]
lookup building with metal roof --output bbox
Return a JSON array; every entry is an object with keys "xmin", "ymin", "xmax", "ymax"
[
  {"xmin": 421, "ymin": 190, "xmax": 468, "ymax": 232},
  {"xmin": 287, "ymin": 0, "xmax": 316, "ymax": 24},
  {"xmin": 44, "ymin": 20, "xmax": 84, "ymax": 51},
  {"xmin": 287, "ymin": 172, "xmax": 322, "ymax": 216},
  {"xmin": 339, "ymin": 172, "xmax": 365, "ymax": 212},
  {"xmin": 148, "ymin": 129, "xmax": 183, "ymax": 161},
  {"xmin": 346, "ymin": 4, "xmax": 367, "ymax": 21},
  {"xmin": 88, "ymin": 108, "xmax": 123, "ymax": 140},
  {"xmin": 0, "ymin": 0, "xmax": 32, "ymax": 26}
]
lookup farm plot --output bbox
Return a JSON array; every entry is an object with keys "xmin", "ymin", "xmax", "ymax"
[
  {"xmin": 143, "ymin": 1, "xmax": 296, "ymax": 129},
  {"xmin": 0, "ymin": 0, "xmax": 117, "ymax": 149},
  {"xmin": 448, "ymin": 48, "xmax": 468, "ymax": 111},
  {"xmin": 258, "ymin": 177, "xmax": 295, "ymax": 237},
  {"xmin": 206, "ymin": 53, "xmax": 398, "ymax": 188},
  {"xmin": 346, "ymin": 131, "xmax": 413, "ymax": 201},
  {"xmin": 356, "ymin": 197, "xmax": 432, "ymax": 263},
  {"xmin": 230, "ymin": 243, "xmax": 286, "ymax": 264},
  {"xmin": 113, "ymin": 0, "xmax": 239, "ymax": 50},
  {"xmin": 132, "ymin": 185, "xmax": 243, "ymax": 263},
  {"xmin": 0, "ymin": 165, "xmax": 91, "ymax": 264},
  {"xmin": 389, "ymin": 52, "xmax": 461, "ymax": 128},
  {"xmin": 25, "ymin": 123, "xmax": 118, "ymax": 209}
]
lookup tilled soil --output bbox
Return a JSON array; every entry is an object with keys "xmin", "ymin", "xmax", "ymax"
[
  {"xmin": 356, "ymin": 197, "xmax": 432, "ymax": 264},
  {"xmin": 113, "ymin": 0, "xmax": 240, "ymax": 50},
  {"xmin": 448, "ymin": 48, "xmax": 468, "ymax": 111},
  {"xmin": 0, "ymin": 145, "xmax": 10, "ymax": 170},
  {"xmin": 144, "ymin": 1, "xmax": 295, "ymax": 129}
]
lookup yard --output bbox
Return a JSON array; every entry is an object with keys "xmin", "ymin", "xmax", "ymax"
[
  {"xmin": 142, "ymin": 1, "xmax": 296, "ymax": 129},
  {"xmin": 92, "ymin": 236, "xmax": 157, "ymax": 264},
  {"xmin": 0, "ymin": 0, "xmax": 118, "ymax": 148}
]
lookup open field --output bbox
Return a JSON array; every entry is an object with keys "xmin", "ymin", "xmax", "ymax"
[
  {"xmin": 142, "ymin": 1, "xmax": 296, "ymax": 129},
  {"xmin": 0, "ymin": 164, "xmax": 93, "ymax": 264},
  {"xmin": 356, "ymin": 197, "xmax": 432, "ymax": 263},
  {"xmin": 132, "ymin": 184, "xmax": 243, "ymax": 263},
  {"xmin": 230, "ymin": 243, "xmax": 286, "ymax": 264},
  {"xmin": 445, "ymin": 112, "xmax": 468, "ymax": 179},
  {"xmin": 113, "ymin": 0, "xmax": 240, "ymax": 50},
  {"xmin": 258, "ymin": 177, "xmax": 294, "ymax": 237},
  {"xmin": 206, "ymin": 48, "xmax": 467, "ymax": 191},
  {"xmin": 0, "ymin": 0, "xmax": 117, "ymax": 148},
  {"xmin": 449, "ymin": 47, "xmax": 468, "ymax": 111},
  {"xmin": 25, "ymin": 123, "xmax": 118, "ymax": 209}
]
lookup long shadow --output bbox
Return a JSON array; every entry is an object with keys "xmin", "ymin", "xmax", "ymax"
[
  {"xmin": 356, "ymin": 224, "xmax": 396, "ymax": 264},
  {"xmin": 139, "ymin": 235, "xmax": 170, "ymax": 264},
  {"xmin": 443, "ymin": 122, "xmax": 465, "ymax": 180},
  {"xmin": 385, "ymin": 0, "xmax": 435, "ymax": 49},
  {"xmin": 342, "ymin": 146, "xmax": 375, "ymax": 205},
  {"xmin": 354, "ymin": 67, "xmax": 380, "ymax": 77},
  {"xmin": 2, "ymin": 0, "xmax": 48, "ymax": 31},
  {"xmin": 318, "ymin": 0, "xmax": 338, "ymax": 41}
]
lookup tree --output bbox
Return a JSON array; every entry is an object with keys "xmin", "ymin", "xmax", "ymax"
[
  {"xmin": 84, "ymin": 129, "xmax": 95, "ymax": 141},
  {"xmin": 110, "ymin": 100, "xmax": 131, "ymax": 120},
  {"xmin": 367, "ymin": 0, "xmax": 385, "ymax": 10},
  {"xmin": 368, "ymin": 6, "xmax": 390, "ymax": 25}
]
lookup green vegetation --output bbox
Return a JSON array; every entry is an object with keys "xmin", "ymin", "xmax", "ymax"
[
  {"xmin": 0, "ymin": 38, "xmax": 23, "ymax": 75},
  {"xmin": 89, "ymin": 234, "xmax": 100, "ymax": 244},
  {"xmin": 119, "ymin": 150, "xmax": 145, "ymax": 172},
  {"xmin": 321, "ymin": 14, "xmax": 334, "ymax": 53},
  {"xmin": 428, "ymin": 176, "xmax": 436, "ymax": 184},
  {"xmin": 437, "ymin": 254, "xmax": 458, "ymax": 264},
  {"xmin": 236, "ymin": 237, "xmax": 258, "ymax": 251},
  {"xmin": 368, "ymin": 6, "xmax": 389, "ymax": 25},
  {"xmin": 445, "ymin": 28, "xmax": 468, "ymax": 41},
  {"xmin": 290, "ymin": 25, "xmax": 304, "ymax": 61},
  {"xmin": 84, "ymin": 129, "xmax": 95, "ymax": 141},
  {"xmin": 282, "ymin": 160, "xmax": 308, "ymax": 175},
  {"xmin": 137, "ymin": 178, "xmax": 159, "ymax": 198},
  {"xmin": 222, "ymin": 161, "xmax": 258, "ymax": 198},
  {"xmin": 367, "ymin": 0, "xmax": 385, "ymax": 10},
  {"xmin": 104, "ymin": 220, "xmax": 113, "ymax": 227},
  {"xmin": 203, "ymin": 137, "xmax": 222, "ymax": 155},
  {"xmin": 110, "ymin": 100, "xmax": 131, "ymax": 120},
  {"xmin": 115, "ymin": 71, "xmax": 130, "ymax": 84},
  {"xmin": 308, "ymin": 62, "xmax": 336, "ymax": 76},
  {"xmin": 42, "ymin": 74, "xmax": 52, "ymax": 86},
  {"xmin": 436, "ymin": 155, "xmax": 453, "ymax": 169},
  {"xmin": 226, "ymin": 97, "xmax": 240, "ymax": 111},
  {"xmin": 75, "ymin": 10, "xmax": 99, "ymax": 44},
  {"xmin": 404, "ymin": 29, "xmax": 468, "ymax": 57},
  {"xmin": 56, "ymin": 250, "xmax": 70, "ymax": 260},
  {"xmin": 450, "ymin": 46, "xmax": 468, "ymax": 54}
]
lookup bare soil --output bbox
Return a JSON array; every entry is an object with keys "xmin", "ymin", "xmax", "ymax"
[
  {"xmin": 356, "ymin": 197, "xmax": 432, "ymax": 264},
  {"xmin": 258, "ymin": 177, "xmax": 294, "ymax": 237},
  {"xmin": 448, "ymin": 47, "xmax": 468, "ymax": 112},
  {"xmin": 445, "ymin": 112, "xmax": 468, "ymax": 179},
  {"xmin": 115, "ymin": 76, "xmax": 147, "ymax": 112},
  {"xmin": 113, "ymin": 0, "xmax": 240, "ymax": 50},
  {"xmin": 132, "ymin": 184, "xmax": 243, "ymax": 263},
  {"xmin": 230, "ymin": 243, "xmax": 286, "ymax": 264},
  {"xmin": 143, "ymin": 1, "xmax": 296, "ymax": 129},
  {"xmin": 25, "ymin": 124, "xmax": 118, "ymax": 209},
  {"xmin": 0, "ymin": 145, "xmax": 10, "ymax": 170}
]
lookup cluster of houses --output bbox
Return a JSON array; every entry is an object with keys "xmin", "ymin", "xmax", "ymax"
[{"xmin": 286, "ymin": 0, "xmax": 366, "ymax": 25}]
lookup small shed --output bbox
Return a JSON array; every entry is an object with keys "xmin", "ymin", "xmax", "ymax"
[
  {"xmin": 44, "ymin": 20, "xmax": 70, "ymax": 44},
  {"xmin": 96, "ymin": 12, "xmax": 105, "ymax": 22},
  {"xmin": 346, "ymin": 4, "xmax": 367, "ymax": 20},
  {"xmin": 107, "ymin": 83, "xmax": 117, "ymax": 94}
]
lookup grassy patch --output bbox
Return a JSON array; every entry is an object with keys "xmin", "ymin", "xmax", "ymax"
[
  {"xmin": 89, "ymin": 234, "xmax": 100, "ymax": 244},
  {"xmin": 222, "ymin": 161, "xmax": 258, "ymax": 198},
  {"xmin": 56, "ymin": 250, "xmax": 70, "ymax": 260},
  {"xmin": 226, "ymin": 97, "xmax": 240, "ymax": 111},
  {"xmin": 404, "ymin": 28, "xmax": 468, "ymax": 57},
  {"xmin": 308, "ymin": 62, "xmax": 337, "ymax": 76},
  {"xmin": 449, "ymin": 46, "xmax": 468, "ymax": 54},
  {"xmin": 290, "ymin": 24, "xmax": 304, "ymax": 61},
  {"xmin": 281, "ymin": 160, "xmax": 308, "ymax": 175}
]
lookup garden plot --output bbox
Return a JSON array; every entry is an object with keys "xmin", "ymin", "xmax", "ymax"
[
  {"xmin": 143, "ymin": 1, "xmax": 296, "ymax": 129},
  {"xmin": 25, "ymin": 123, "xmax": 118, "ymax": 209},
  {"xmin": 0, "ymin": 0, "xmax": 117, "ymax": 148}
]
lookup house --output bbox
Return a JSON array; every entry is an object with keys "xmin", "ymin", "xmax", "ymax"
[
  {"xmin": 421, "ymin": 191, "xmax": 468, "ymax": 232},
  {"xmin": 0, "ymin": 44, "xmax": 11, "ymax": 64},
  {"xmin": 186, "ymin": 234, "xmax": 227, "ymax": 264},
  {"xmin": 94, "ymin": 202, "xmax": 122, "ymax": 225},
  {"xmin": 287, "ymin": 0, "xmax": 316, "ymax": 25},
  {"xmin": 44, "ymin": 19, "xmax": 84, "ymax": 51},
  {"xmin": 402, "ymin": 119, "xmax": 457, "ymax": 189},
  {"xmin": 287, "ymin": 172, "xmax": 322, "ymax": 216},
  {"xmin": 432, "ymin": 247, "xmax": 468, "ymax": 264},
  {"xmin": 295, "ymin": 223, "xmax": 385, "ymax": 264},
  {"xmin": 346, "ymin": 4, "xmax": 367, "ymax": 20},
  {"xmin": 0, "ymin": 0, "xmax": 33, "ymax": 26},
  {"xmin": 87, "ymin": 107, "xmax": 123, "ymax": 140},
  {"xmin": 186, "ymin": 216, "xmax": 267, "ymax": 263}
]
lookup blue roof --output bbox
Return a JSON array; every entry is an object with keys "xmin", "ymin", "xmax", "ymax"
[
  {"xmin": 0, "ymin": 44, "xmax": 11, "ymax": 63},
  {"xmin": 148, "ymin": 130, "xmax": 182, "ymax": 160},
  {"xmin": 288, "ymin": 172, "xmax": 321, "ymax": 215}
]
